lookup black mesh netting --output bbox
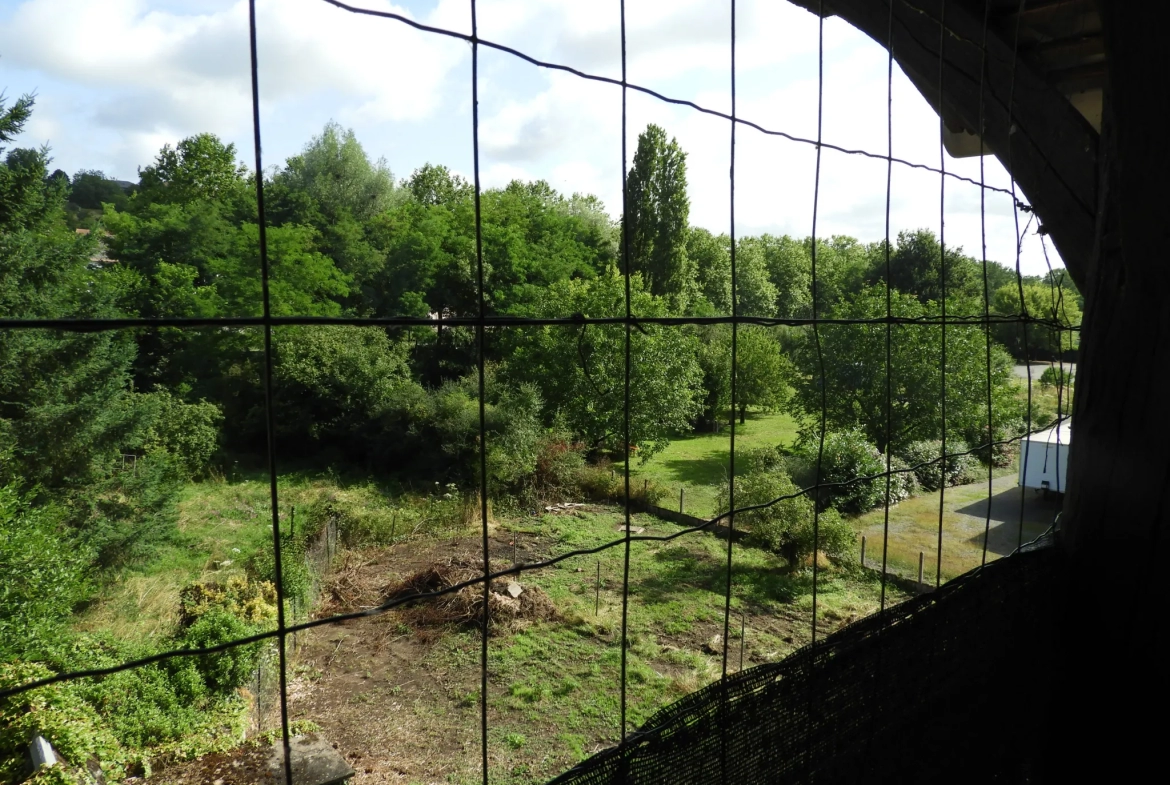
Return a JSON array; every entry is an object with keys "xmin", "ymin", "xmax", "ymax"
[{"xmin": 550, "ymin": 537, "xmax": 1056, "ymax": 785}]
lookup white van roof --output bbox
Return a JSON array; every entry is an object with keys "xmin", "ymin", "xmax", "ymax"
[{"xmin": 1025, "ymin": 419, "xmax": 1072, "ymax": 445}]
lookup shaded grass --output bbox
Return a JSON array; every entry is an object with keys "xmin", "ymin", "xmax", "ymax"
[{"xmin": 629, "ymin": 410, "xmax": 800, "ymax": 517}]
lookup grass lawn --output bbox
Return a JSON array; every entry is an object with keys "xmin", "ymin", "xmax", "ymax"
[
  {"xmin": 852, "ymin": 469, "xmax": 1058, "ymax": 585},
  {"xmin": 629, "ymin": 410, "xmax": 800, "ymax": 518}
]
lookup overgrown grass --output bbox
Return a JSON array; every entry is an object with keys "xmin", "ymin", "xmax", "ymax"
[
  {"xmin": 425, "ymin": 508, "xmax": 902, "ymax": 783},
  {"xmin": 75, "ymin": 471, "xmax": 463, "ymax": 643},
  {"xmin": 628, "ymin": 410, "xmax": 800, "ymax": 518}
]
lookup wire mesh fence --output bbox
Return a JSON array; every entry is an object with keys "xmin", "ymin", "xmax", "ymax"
[{"xmin": 0, "ymin": 1, "xmax": 1081, "ymax": 783}]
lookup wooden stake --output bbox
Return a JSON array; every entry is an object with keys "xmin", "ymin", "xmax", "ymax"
[{"xmin": 595, "ymin": 561, "xmax": 601, "ymax": 615}]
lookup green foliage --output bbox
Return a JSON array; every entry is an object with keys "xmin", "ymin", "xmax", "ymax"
[
  {"xmin": 898, "ymin": 439, "xmax": 979, "ymax": 492},
  {"xmin": 732, "ymin": 239, "xmax": 779, "ymax": 318},
  {"xmin": 67, "ymin": 170, "xmax": 131, "ymax": 212},
  {"xmin": 992, "ymin": 282, "xmax": 1081, "ymax": 360},
  {"xmin": 0, "ymin": 485, "xmax": 90, "ymax": 660},
  {"xmin": 180, "ymin": 610, "xmax": 262, "ymax": 693},
  {"xmin": 747, "ymin": 234, "xmax": 813, "ymax": 319},
  {"xmin": 276, "ymin": 122, "xmax": 398, "ymax": 223},
  {"xmin": 138, "ymin": 391, "xmax": 222, "ymax": 477},
  {"xmin": 137, "ymin": 133, "xmax": 249, "ymax": 207},
  {"xmin": 270, "ymin": 324, "xmax": 414, "ymax": 458},
  {"xmin": 0, "ymin": 661, "xmax": 131, "ymax": 784},
  {"xmin": 733, "ymin": 326, "xmax": 792, "ymax": 421},
  {"xmin": 719, "ymin": 462, "xmax": 852, "ymax": 567},
  {"xmin": 791, "ymin": 284, "xmax": 1022, "ymax": 454},
  {"xmin": 790, "ymin": 430, "xmax": 916, "ymax": 515},
  {"xmin": 624, "ymin": 124, "xmax": 693, "ymax": 311},
  {"xmin": 1038, "ymin": 366, "xmax": 1073, "ymax": 389},
  {"xmin": 503, "ymin": 268, "xmax": 703, "ymax": 459},
  {"xmin": 868, "ymin": 229, "xmax": 981, "ymax": 305},
  {"xmin": 687, "ymin": 228, "xmax": 731, "ymax": 314}
]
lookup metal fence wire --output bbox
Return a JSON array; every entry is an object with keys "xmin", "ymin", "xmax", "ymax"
[{"xmin": 0, "ymin": 1, "xmax": 1079, "ymax": 784}]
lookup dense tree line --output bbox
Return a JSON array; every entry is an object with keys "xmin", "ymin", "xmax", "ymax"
[{"xmin": 2, "ymin": 93, "xmax": 1080, "ymax": 645}]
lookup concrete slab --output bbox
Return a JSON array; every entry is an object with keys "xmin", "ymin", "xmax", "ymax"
[{"xmin": 263, "ymin": 735, "xmax": 354, "ymax": 785}]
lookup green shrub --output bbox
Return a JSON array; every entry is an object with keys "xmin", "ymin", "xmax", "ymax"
[
  {"xmin": 719, "ymin": 465, "xmax": 853, "ymax": 567},
  {"xmin": 246, "ymin": 535, "xmax": 312, "ymax": 607},
  {"xmin": 899, "ymin": 439, "xmax": 979, "ymax": 491},
  {"xmin": 1038, "ymin": 366, "xmax": 1073, "ymax": 390},
  {"xmin": 965, "ymin": 421, "xmax": 1021, "ymax": 468},
  {"xmin": 137, "ymin": 391, "xmax": 223, "ymax": 477},
  {"xmin": 790, "ymin": 430, "xmax": 915, "ymax": 514},
  {"xmin": 181, "ymin": 610, "xmax": 262, "ymax": 693},
  {"xmin": 0, "ymin": 484, "xmax": 90, "ymax": 660},
  {"xmin": 81, "ymin": 452, "xmax": 185, "ymax": 569},
  {"xmin": 524, "ymin": 434, "xmax": 585, "ymax": 503},
  {"xmin": 0, "ymin": 661, "xmax": 131, "ymax": 784},
  {"xmin": 572, "ymin": 459, "xmax": 667, "ymax": 507}
]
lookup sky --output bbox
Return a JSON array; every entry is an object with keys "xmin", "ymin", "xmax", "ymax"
[{"xmin": 0, "ymin": 0, "xmax": 1062, "ymax": 276}]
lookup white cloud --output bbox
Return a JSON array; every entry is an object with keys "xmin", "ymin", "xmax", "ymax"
[
  {"xmin": 1, "ymin": 0, "xmax": 1061, "ymax": 273},
  {"xmin": 0, "ymin": 0, "xmax": 466, "ymax": 147}
]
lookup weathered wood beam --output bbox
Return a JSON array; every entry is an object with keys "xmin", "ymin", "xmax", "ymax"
[{"xmin": 789, "ymin": 0, "xmax": 1098, "ymax": 289}]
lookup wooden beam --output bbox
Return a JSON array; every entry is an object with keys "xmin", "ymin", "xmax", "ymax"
[{"xmin": 786, "ymin": 0, "xmax": 1098, "ymax": 290}]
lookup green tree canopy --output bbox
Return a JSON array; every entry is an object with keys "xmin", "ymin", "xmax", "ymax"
[
  {"xmin": 623, "ymin": 124, "xmax": 694, "ymax": 312},
  {"xmin": 503, "ymin": 268, "xmax": 703, "ymax": 458},
  {"xmin": 137, "ymin": 133, "xmax": 248, "ymax": 207},
  {"xmin": 790, "ymin": 284, "xmax": 1021, "ymax": 453},
  {"xmin": 991, "ymin": 281, "xmax": 1081, "ymax": 360}
]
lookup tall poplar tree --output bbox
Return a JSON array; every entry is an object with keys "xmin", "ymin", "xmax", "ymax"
[{"xmin": 623, "ymin": 124, "xmax": 694, "ymax": 311}]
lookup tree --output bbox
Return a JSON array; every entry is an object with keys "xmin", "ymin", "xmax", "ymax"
[
  {"xmin": 277, "ymin": 122, "xmax": 398, "ymax": 222},
  {"xmin": 623, "ymin": 124, "xmax": 694, "ymax": 311},
  {"xmin": 744, "ymin": 234, "xmax": 813, "ymax": 319},
  {"xmin": 991, "ymin": 281, "xmax": 1081, "ymax": 360},
  {"xmin": 408, "ymin": 163, "xmax": 472, "ymax": 206},
  {"xmin": 503, "ymin": 268, "xmax": 703, "ymax": 459},
  {"xmin": 69, "ymin": 170, "xmax": 131, "ymax": 211},
  {"xmin": 0, "ymin": 92, "xmax": 33, "ymax": 146},
  {"xmin": 733, "ymin": 239, "xmax": 779, "ymax": 318},
  {"xmin": 866, "ymin": 229, "xmax": 981, "ymax": 305},
  {"xmin": 137, "ymin": 133, "xmax": 248, "ymax": 206},
  {"xmin": 717, "ymin": 451, "xmax": 852, "ymax": 568},
  {"xmin": 688, "ymin": 227, "xmax": 731, "ymax": 314},
  {"xmin": 789, "ymin": 284, "xmax": 1021, "ymax": 454},
  {"xmin": 731, "ymin": 326, "xmax": 792, "ymax": 424},
  {"xmin": 0, "ymin": 98, "xmax": 143, "ymax": 490},
  {"xmin": 269, "ymin": 325, "xmax": 415, "ymax": 461}
]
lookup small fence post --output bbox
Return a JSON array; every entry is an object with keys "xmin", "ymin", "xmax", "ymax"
[
  {"xmin": 643, "ymin": 479, "xmax": 648, "ymax": 498},
  {"xmin": 739, "ymin": 613, "xmax": 746, "ymax": 671},
  {"xmin": 595, "ymin": 561, "xmax": 601, "ymax": 616},
  {"xmin": 860, "ymin": 535, "xmax": 866, "ymax": 567},
  {"xmin": 918, "ymin": 551, "xmax": 925, "ymax": 587},
  {"xmin": 290, "ymin": 506, "xmax": 295, "ymax": 541},
  {"xmin": 389, "ymin": 511, "xmax": 397, "ymax": 543},
  {"xmin": 680, "ymin": 488, "xmax": 685, "ymax": 513}
]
